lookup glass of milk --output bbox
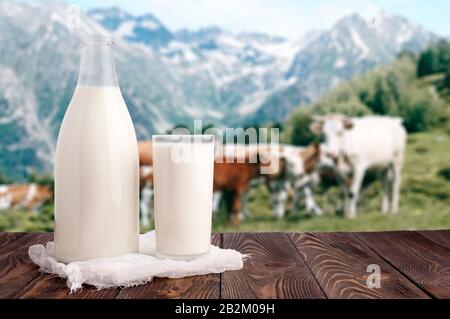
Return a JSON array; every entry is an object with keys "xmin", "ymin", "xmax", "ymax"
[{"xmin": 152, "ymin": 135, "xmax": 215, "ymax": 260}]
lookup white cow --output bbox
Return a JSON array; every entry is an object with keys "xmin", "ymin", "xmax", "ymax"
[{"xmin": 311, "ymin": 115, "xmax": 407, "ymax": 218}]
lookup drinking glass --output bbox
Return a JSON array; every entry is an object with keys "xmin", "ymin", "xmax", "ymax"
[{"xmin": 152, "ymin": 135, "xmax": 215, "ymax": 260}]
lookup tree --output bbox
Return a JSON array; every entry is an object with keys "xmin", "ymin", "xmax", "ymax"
[
  {"xmin": 28, "ymin": 172, "xmax": 54, "ymax": 191},
  {"xmin": 284, "ymin": 108, "xmax": 321, "ymax": 146},
  {"xmin": 0, "ymin": 171, "xmax": 12, "ymax": 184},
  {"xmin": 400, "ymin": 88, "xmax": 446, "ymax": 132},
  {"xmin": 417, "ymin": 40, "xmax": 450, "ymax": 77},
  {"xmin": 370, "ymin": 78, "xmax": 396, "ymax": 115},
  {"xmin": 417, "ymin": 50, "xmax": 437, "ymax": 77},
  {"xmin": 443, "ymin": 70, "xmax": 450, "ymax": 89}
]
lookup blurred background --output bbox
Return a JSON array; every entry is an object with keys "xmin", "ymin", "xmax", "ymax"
[{"xmin": 0, "ymin": 0, "xmax": 449, "ymax": 232}]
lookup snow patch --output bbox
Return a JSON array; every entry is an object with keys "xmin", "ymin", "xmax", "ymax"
[
  {"xmin": 115, "ymin": 21, "xmax": 136, "ymax": 37},
  {"xmin": 349, "ymin": 27, "xmax": 370, "ymax": 60},
  {"xmin": 139, "ymin": 20, "xmax": 160, "ymax": 31},
  {"xmin": 334, "ymin": 58, "xmax": 346, "ymax": 68}
]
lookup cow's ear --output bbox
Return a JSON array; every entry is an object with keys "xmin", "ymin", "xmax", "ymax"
[
  {"xmin": 343, "ymin": 118, "xmax": 354, "ymax": 130},
  {"xmin": 309, "ymin": 122, "xmax": 323, "ymax": 135}
]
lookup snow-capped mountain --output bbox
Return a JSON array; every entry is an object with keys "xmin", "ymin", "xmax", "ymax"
[
  {"xmin": 0, "ymin": 1, "xmax": 439, "ymax": 179},
  {"xmin": 248, "ymin": 13, "xmax": 438, "ymax": 123},
  {"xmin": 89, "ymin": 7, "xmax": 172, "ymax": 48},
  {"xmin": 89, "ymin": 8, "xmax": 302, "ymax": 120}
]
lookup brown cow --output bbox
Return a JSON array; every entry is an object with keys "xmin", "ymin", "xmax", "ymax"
[
  {"xmin": 213, "ymin": 145, "xmax": 285, "ymax": 225},
  {"xmin": 0, "ymin": 184, "xmax": 52, "ymax": 210},
  {"xmin": 138, "ymin": 140, "xmax": 153, "ymax": 166}
]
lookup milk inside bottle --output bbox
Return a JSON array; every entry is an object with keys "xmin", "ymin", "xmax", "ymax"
[
  {"xmin": 153, "ymin": 135, "xmax": 215, "ymax": 259},
  {"xmin": 54, "ymin": 36, "xmax": 139, "ymax": 263}
]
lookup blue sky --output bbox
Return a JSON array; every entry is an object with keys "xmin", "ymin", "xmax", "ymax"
[{"xmin": 63, "ymin": 0, "xmax": 449, "ymax": 38}]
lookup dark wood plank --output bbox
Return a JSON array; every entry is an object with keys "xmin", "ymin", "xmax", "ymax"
[
  {"xmin": 290, "ymin": 232, "xmax": 428, "ymax": 299},
  {"xmin": 357, "ymin": 231, "xmax": 450, "ymax": 299},
  {"xmin": 0, "ymin": 232, "xmax": 53, "ymax": 298},
  {"xmin": 0, "ymin": 232, "xmax": 26, "ymax": 250},
  {"xmin": 0, "ymin": 233, "xmax": 119, "ymax": 298},
  {"xmin": 221, "ymin": 232, "xmax": 325, "ymax": 299},
  {"xmin": 17, "ymin": 275, "xmax": 120, "ymax": 299},
  {"xmin": 416, "ymin": 230, "xmax": 450, "ymax": 251},
  {"xmin": 116, "ymin": 234, "xmax": 222, "ymax": 299}
]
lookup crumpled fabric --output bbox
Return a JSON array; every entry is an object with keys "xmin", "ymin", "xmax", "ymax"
[{"xmin": 28, "ymin": 231, "xmax": 246, "ymax": 293}]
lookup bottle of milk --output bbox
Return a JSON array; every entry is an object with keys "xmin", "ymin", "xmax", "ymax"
[{"xmin": 54, "ymin": 36, "xmax": 139, "ymax": 263}]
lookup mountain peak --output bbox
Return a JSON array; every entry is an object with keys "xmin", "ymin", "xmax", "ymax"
[
  {"xmin": 88, "ymin": 7, "xmax": 172, "ymax": 47},
  {"xmin": 175, "ymin": 26, "xmax": 225, "ymax": 43},
  {"xmin": 88, "ymin": 7, "xmax": 133, "ymax": 31}
]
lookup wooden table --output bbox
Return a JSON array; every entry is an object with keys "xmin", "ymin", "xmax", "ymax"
[{"xmin": 0, "ymin": 231, "xmax": 449, "ymax": 299}]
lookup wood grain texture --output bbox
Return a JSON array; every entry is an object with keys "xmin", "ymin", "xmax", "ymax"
[
  {"xmin": 356, "ymin": 231, "xmax": 450, "ymax": 299},
  {"xmin": 221, "ymin": 232, "xmax": 325, "ymax": 299},
  {"xmin": 0, "ymin": 232, "xmax": 26, "ymax": 250},
  {"xmin": 17, "ymin": 275, "xmax": 120, "ymax": 299},
  {"xmin": 290, "ymin": 232, "xmax": 428, "ymax": 299},
  {"xmin": 1, "ymin": 231, "xmax": 450, "ymax": 299},
  {"xmin": 115, "ymin": 234, "xmax": 222, "ymax": 299},
  {"xmin": 0, "ymin": 232, "xmax": 53, "ymax": 298},
  {"xmin": 416, "ymin": 230, "xmax": 450, "ymax": 250}
]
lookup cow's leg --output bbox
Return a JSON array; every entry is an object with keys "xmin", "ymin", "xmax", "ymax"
[
  {"xmin": 140, "ymin": 186, "xmax": 153, "ymax": 228},
  {"xmin": 140, "ymin": 202, "xmax": 149, "ymax": 229},
  {"xmin": 241, "ymin": 189, "xmax": 252, "ymax": 219},
  {"xmin": 303, "ymin": 186, "xmax": 323, "ymax": 216},
  {"xmin": 346, "ymin": 165, "xmax": 366, "ymax": 219},
  {"xmin": 231, "ymin": 189, "xmax": 245, "ymax": 226},
  {"xmin": 212, "ymin": 191, "xmax": 222, "ymax": 215},
  {"xmin": 291, "ymin": 185, "xmax": 302, "ymax": 214},
  {"xmin": 335, "ymin": 171, "xmax": 350, "ymax": 215},
  {"xmin": 391, "ymin": 162, "xmax": 403, "ymax": 214},
  {"xmin": 149, "ymin": 188, "xmax": 154, "ymax": 220},
  {"xmin": 382, "ymin": 167, "xmax": 393, "ymax": 214},
  {"xmin": 274, "ymin": 187, "xmax": 289, "ymax": 219},
  {"xmin": 269, "ymin": 180, "xmax": 289, "ymax": 219},
  {"xmin": 31, "ymin": 203, "xmax": 40, "ymax": 214}
]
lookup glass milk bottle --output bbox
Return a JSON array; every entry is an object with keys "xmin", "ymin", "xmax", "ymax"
[{"xmin": 54, "ymin": 36, "xmax": 139, "ymax": 263}]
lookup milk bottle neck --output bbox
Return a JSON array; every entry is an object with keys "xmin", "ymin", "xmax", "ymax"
[{"xmin": 77, "ymin": 36, "xmax": 119, "ymax": 87}]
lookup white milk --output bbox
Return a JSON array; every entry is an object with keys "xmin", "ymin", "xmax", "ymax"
[
  {"xmin": 54, "ymin": 86, "xmax": 139, "ymax": 263},
  {"xmin": 153, "ymin": 136, "xmax": 215, "ymax": 258}
]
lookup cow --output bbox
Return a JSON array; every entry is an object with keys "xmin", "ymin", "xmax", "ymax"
[
  {"xmin": 212, "ymin": 145, "xmax": 283, "ymax": 225},
  {"xmin": 138, "ymin": 141, "xmax": 154, "ymax": 228},
  {"xmin": 0, "ymin": 184, "xmax": 53, "ymax": 211},
  {"xmin": 310, "ymin": 114, "xmax": 407, "ymax": 218},
  {"xmin": 266, "ymin": 143, "xmax": 323, "ymax": 219}
]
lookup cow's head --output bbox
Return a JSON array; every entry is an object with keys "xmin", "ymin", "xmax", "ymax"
[{"xmin": 310, "ymin": 114, "xmax": 354, "ymax": 160}]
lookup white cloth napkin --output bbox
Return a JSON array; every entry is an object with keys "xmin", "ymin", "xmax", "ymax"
[{"xmin": 28, "ymin": 231, "xmax": 246, "ymax": 292}]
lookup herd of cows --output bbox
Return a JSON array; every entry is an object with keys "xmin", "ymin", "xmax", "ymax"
[
  {"xmin": 140, "ymin": 114, "xmax": 407, "ymax": 225},
  {"xmin": 0, "ymin": 114, "xmax": 407, "ymax": 227}
]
